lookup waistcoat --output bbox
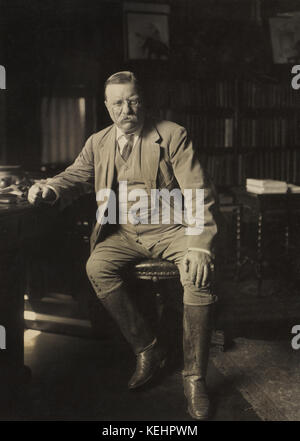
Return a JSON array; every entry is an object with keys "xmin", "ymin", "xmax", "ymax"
[{"xmin": 114, "ymin": 137, "xmax": 182, "ymax": 248}]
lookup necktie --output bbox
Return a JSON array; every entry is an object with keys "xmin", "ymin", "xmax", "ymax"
[{"xmin": 120, "ymin": 134, "xmax": 134, "ymax": 162}]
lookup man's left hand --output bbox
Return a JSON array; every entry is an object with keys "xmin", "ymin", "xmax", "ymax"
[{"xmin": 183, "ymin": 250, "xmax": 214, "ymax": 288}]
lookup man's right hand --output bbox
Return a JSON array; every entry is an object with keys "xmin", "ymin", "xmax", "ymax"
[{"xmin": 27, "ymin": 183, "xmax": 56, "ymax": 206}]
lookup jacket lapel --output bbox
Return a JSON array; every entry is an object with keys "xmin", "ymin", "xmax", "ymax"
[
  {"xmin": 91, "ymin": 126, "xmax": 116, "ymax": 251},
  {"xmin": 97, "ymin": 125, "xmax": 116, "ymax": 190},
  {"xmin": 140, "ymin": 120, "xmax": 161, "ymax": 189}
]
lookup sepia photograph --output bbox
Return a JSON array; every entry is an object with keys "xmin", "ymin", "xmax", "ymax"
[{"xmin": 0, "ymin": 0, "xmax": 300, "ymax": 429}]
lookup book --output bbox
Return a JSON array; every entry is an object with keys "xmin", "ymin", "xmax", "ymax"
[
  {"xmin": 288, "ymin": 184, "xmax": 300, "ymax": 193},
  {"xmin": 246, "ymin": 185, "xmax": 287, "ymax": 194},
  {"xmin": 246, "ymin": 178, "xmax": 288, "ymax": 189}
]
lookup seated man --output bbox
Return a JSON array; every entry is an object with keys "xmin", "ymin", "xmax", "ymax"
[{"xmin": 28, "ymin": 71, "xmax": 218, "ymax": 420}]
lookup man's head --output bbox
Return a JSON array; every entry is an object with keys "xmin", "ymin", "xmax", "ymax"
[{"xmin": 104, "ymin": 71, "xmax": 144, "ymax": 134}]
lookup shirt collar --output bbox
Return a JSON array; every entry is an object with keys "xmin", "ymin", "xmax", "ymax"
[{"xmin": 116, "ymin": 125, "xmax": 143, "ymax": 141}]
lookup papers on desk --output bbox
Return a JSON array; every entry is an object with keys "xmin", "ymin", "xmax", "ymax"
[
  {"xmin": 0, "ymin": 183, "xmax": 27, "ymax": 203},
  {"xmin": 246, "ymin": 179, "xmax": 288, "ymax": 194},
  {"xmin": 0, "ymin": 193, "xmax": 19, "ymax": 204}
]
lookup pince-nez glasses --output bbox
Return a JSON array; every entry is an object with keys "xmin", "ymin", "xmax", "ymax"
[{"xmin": 109, "ymin": 98, "xmax": 140, "ymax": 111}]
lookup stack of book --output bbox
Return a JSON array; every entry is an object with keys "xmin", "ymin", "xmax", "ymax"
[
  {"xmin": 288, "ymin": 184, "xmax": 300, "ymax": 193},
  {"xmin": 246, "ymin": 179, "xmax": 288, "ymax": 194}
]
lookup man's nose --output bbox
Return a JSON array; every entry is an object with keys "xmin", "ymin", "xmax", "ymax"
[{"xmin": 122, "ymin": 101, "xmax": 133, "ymax": 114}]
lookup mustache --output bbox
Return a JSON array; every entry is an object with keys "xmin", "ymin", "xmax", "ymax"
[{"xmin": 120, "ymin": 116, "xmax": 137, "ymax": 121}]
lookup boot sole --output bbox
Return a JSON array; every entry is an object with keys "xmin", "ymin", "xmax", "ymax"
[
  {"xmin": 128, "ymin": 357, "xmax": 167, "ymax": 390},
  {"xmin": 184, "ymin": 389, "xmax": 210, "ymax": 420},
  {"xmin": 187, "ymin": 405, "xmax": 209, "ymax": 421}
]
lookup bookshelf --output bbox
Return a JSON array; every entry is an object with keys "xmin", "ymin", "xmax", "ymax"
[
  {"xmin": 145, "ymin": 74, "xmax": 300, "ymax": 188},
  {"xmin": 237, "ymin": 78, "xmax": 300, "ymax": 186},
  {"xmin": 144, "ymin": 77, "xmax": 236, "ymax": 188}
]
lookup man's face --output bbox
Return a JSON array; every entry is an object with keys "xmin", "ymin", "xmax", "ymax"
[{"xmin": 105, "ymin": 82, "xmax": 144, "ymax": 133}]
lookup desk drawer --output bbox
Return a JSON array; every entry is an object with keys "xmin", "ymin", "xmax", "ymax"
[{"xmin": 260, "ymin": 196, "xmax": 287, "ymax": 212}]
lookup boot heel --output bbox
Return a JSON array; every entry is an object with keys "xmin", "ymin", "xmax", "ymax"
[{"xmin": 128, "ymin": 347, "xmax": 166, "ymax": 389}]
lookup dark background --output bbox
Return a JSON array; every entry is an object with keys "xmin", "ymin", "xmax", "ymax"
[{"xmin": 0, "ymin": 0, "xmax": 298, "ymax": 170}]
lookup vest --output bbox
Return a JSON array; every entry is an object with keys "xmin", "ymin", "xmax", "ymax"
[{"xmin": 114, "ymin": 137, "xmax": 182, "ymax": 248}]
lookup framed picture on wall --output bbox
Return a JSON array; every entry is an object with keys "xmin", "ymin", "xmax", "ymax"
[
  {"xmin": 269, "ymin": 16, "xmax": 300, "ymax": 64},
  {"xmin": 124, "ymin": 2, "xmax": 170, "ymax": 60}
]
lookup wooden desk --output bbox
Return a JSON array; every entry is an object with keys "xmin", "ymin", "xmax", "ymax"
[
  {"xmin": 0, "ymin": 202, "xmax": 56, "ymax": 384},
  {"xmin": 232, "ymin": 189, "xmax": 300, "ymax": 294}
]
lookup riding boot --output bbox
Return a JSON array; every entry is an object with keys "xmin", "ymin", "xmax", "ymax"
[
  {"xmin": 101, "ymin": 287, "xmax": 166, "ymax": 389},
  {"xmin": 182, "ymin": 304, "xmax": 213, "ymax": 420}
]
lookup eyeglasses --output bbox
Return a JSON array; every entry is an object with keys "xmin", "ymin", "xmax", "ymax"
[{"xmin": 108, "ymin": 98, "xmax": 141, "ymax": 110}]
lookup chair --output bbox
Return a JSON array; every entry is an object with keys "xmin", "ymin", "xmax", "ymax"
[{"xmin": 132, "ymin": 258, "xmax": 226, "ymax": 352}]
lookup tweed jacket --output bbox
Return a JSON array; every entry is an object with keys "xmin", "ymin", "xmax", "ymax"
[{"xmin": 46, "ymin": 118, "xmax": 218, "ymax": 254}]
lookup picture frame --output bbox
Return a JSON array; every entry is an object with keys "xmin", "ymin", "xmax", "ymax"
[
  {"xmin": 124, "ymin": 2, "xmax": 170, "ymax": 61},
  {"xmin": 269, "ymin": 16, "xmax": 300, "ymax": 64}
]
